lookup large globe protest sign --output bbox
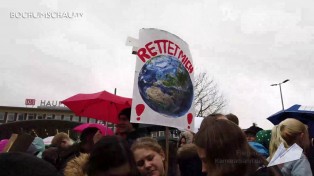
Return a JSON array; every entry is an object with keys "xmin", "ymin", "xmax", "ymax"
[{"xmin": 130, "ymin": 28, "xmax": 195, "ymax": 130}]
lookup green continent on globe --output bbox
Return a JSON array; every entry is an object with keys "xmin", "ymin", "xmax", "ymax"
[{"xmin": 162, "ymin": 64, "xmax": 188, "ymax": 88}]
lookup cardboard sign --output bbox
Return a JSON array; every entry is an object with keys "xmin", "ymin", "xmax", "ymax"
[{"xmin": 130, "ymin": 28, "xmax": 195, "ymax": 131}]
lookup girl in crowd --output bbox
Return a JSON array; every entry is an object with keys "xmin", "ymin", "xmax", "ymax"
[
  {"xmin": 269, "ymin": 118, "xmax": 312, "ymax": 175},
  {"xmin": 178, "ymin": 135, "xmax": 187, "ymax": 148},
  {"xmin": 194, "ymin": 114, "xmax": 282, "ymax": 176},
  {"xmin": 178, "ymin": 131, "xmax": 194, "ymax": 148},
  {"xmin": 84, "ymin": 135, "xmax": 140, "ymax": 176},
  {"xmin": 131, "ymin": 137, "xmax": 166, "ymax": 176}
]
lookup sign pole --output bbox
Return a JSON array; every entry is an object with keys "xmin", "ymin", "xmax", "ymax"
[{"xmin": 165, "ymin": 127, "xmax": 169, "ymax": 176}]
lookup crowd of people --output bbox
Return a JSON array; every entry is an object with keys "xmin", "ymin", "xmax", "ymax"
[{"xmin": 0, "ymin": 108, "xmax": 313, "ymax": 176}]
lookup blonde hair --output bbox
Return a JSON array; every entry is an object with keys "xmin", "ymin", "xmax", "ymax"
[
  {"xmin": 131, "ymin": 137, "xmax": 166, "ymax": 174},
  {"xmin": 51, "ymin": 132, "xmax": 71, "ymax": 147},
  {"xmin": 269, "ymin": 118, "xmax": 310, "ymax": 160},
  {"xmin": 131, "ymin": 137, "xmax": 164, "ymax": 155}
]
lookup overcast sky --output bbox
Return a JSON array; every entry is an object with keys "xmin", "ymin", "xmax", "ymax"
[{"xmin": 1, "ymin": 0, "xmax": 314, "ymax": 129}]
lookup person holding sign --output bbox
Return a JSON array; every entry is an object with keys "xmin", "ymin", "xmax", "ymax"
[
  {"xmin": 131, "ymin": 137, "xmax": 166, "ymax": 176},
  {"xmin": 269, "ymin": 118, "xmax": 312, "ymax": 175},
  {"xmin": 116, "ymin": 108, "xmax": 146, "ymax": 145}
]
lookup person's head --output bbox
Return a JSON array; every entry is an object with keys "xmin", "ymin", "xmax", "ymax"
[
  {"xmin": 0, "ymin": 152, "xmax": 62, "ymax": 176},
  {"xmin": 80, "ymin": 127, "xmax": 99, "ymax": 153},
  {"xmin": 245, "ymin": 132, "xmax": 256, "ymax": 142},
  {"xmin": 195, "ymin": 116, "xmax": 261, "ymax": 175},
  {"xmin": 226, "ymin": 113, "xmax": 239, "ymax": 125},
  {"xmin": 244, "ymin": 124, "xmax": 263, "ymax": 142},
  {"xmin": 42, "ymin": 147, "xmax": 59, "ymax": 167},
  {"xmin": 206, "ymin": 113, "xmax": 228, "ymax": 120},
  {"xmin": 85, "ymin": 135, "xmax": 139, "ymax": 176},
  {"xmin": 51, "ymin": 132, "xmax": 73, "ymax": 149},
  {"xmin": 179, "ymin": 136, "xmax": 187, "ymax": 148},
  {"xmin": 117, "ymin": 108, "xmax": 134, "ymax": 134},
  {"xmin": 91, "ymin": 126, "xmax": 114, "ymax": 144},
  {"xmin": 177, "ymin": 143, "xmax": 205, "ymax": 176},
  {"xmin": 131, "ymin": 137, "xmax": 165, "ymax": 176},
  {"xmin": 269, "ymin": 118, "xmax": 310, "ymax": 159},
  {"xmin": 182, "ymin": 130, "xmax": 194, "ymax": 142}
]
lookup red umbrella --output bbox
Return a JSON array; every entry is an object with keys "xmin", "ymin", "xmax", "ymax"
[
  {"xmin": 73, "ymin": 123, "xmax": 114, "ymax": 136},
  {"xmin": 62, "ymin": 90, "xmax": 132, "ymax": 124}
]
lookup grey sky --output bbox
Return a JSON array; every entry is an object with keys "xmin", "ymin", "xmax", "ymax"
[{"xmin": 1, "ymin": 0, "xmax": 314, "ymax": 129}]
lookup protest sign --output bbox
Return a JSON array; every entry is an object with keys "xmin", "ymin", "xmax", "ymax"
[{"xmin": 130, "ymin": 28, "xmax": 195, "ymax": 131}]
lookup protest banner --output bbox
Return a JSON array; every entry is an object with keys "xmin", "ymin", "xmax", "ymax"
[{"xmin": 130, "ymin": 28, "xmax": 195, "ymax": 131}]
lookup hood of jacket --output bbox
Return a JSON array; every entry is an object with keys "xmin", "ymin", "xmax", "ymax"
[{"xmin": 64, "ymin": 153, "xmax": 89, "ymax": 176}]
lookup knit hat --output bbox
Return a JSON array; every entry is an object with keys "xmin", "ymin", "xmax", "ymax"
[
  {"xmin": 244, "ymin": 124, "xmax": 263, "ymax": 136},
  {"xmin": 255, "ymin": 130, "xmax": 271, "ymax": 150}
]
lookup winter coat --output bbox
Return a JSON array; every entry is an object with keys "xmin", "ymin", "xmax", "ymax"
[
  {"xmin": 280, "ymin": 153, "xmax": 312, "ymax": 176},
  {"xmin": 64, "ymin": 153, "xmax": 89, "ymax": 176}
]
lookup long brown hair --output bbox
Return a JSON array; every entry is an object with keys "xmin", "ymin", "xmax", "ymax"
[{"xmin": 195, "ymin": 115, "xmax": 264, "ymax": 176}]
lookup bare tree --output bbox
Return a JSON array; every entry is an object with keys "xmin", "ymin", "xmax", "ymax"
[{"xmin": 194, "ymin": 72, "xmax": 226, "ymax": 117}]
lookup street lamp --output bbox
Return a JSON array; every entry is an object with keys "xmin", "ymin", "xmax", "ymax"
[{"xmin": 271, "ymin": 79, "xmax": 290, "ymax": 110}]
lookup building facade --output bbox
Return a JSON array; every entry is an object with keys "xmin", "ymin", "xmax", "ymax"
[
  {"xmin": 0, "ymin": 105, "xmax": 180, "ymax": 140},
  {"xmin": 0, "ymin": 106, "xmax": 114, "ymax": 139}
]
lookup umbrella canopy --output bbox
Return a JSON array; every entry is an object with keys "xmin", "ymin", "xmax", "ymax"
[
  {"xmin": 73, "ymin": 123, "xmax": 114, "ymax": 136},
  {"xmin": 267, "ymin": 104, "xmax": 314, "ymax": 137},
  {"xmin": 62, "ymin": 90, "xmax": 132, "ymax": 124}
]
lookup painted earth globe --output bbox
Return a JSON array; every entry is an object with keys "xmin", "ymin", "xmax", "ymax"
[{"xmin": 138, "ymin": 55, "xmax": 193, "ymax": 118}]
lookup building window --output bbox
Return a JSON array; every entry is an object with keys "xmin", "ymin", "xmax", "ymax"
[
  {"xmin": 37, "ymin": 114, "xmax": 44, "ymax": 120},
  {"xmin": 81, "ymin": 117, "xmax": 87, "ymax": 123},
  {"xmin": 55, "ymin": 115, "xmax": 62, "ymax": 120},
  {"xmin": 72, "ymin": 116, "xmax": 79, "ymax": 122},
  {"xmin": 0, "ymin": 112, "xmax": 4, "ymax": 121},
  {"xmin": 17, "ymin": 113, "xmax": 26, "ymax": 121},
  {"xmin": 151, "ymin": 132, "xmax": 157, "ymax": 138},
  {"xmin": 64, "ymin": 115, "xmax": 71, "ymax": 121},
  {"xmin": 46, "ymin": 114, "xmax": 53, "ymax": 120},
  {"xmin": 89, "ymin": 118, "xmax": 96, "ymax": 123},
  {"xmin": 27, "ymin": 113, "xmax": 35, "ymax": 120},
  {"xmin": 158, "ymin": 131, "xmax": 165, "ymax": 137},
  {"xmin": 7, "ymin": 113, "xmax": 15, "ymax": 122},
  {"xmin": 97, "ymin": 120, "xmax": 104, "ymax": 124}
]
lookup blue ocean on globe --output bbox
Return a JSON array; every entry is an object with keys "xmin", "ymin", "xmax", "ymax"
[{"xmin": 138, "ymin": 55, "xmax": 193, "ymax": 118}]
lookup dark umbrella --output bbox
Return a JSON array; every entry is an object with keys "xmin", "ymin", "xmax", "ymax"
[
  {"xmin": 62, "ymin": 90, "xmax": 132, "ymax": 124},
  {"xmin": 267, "ymin": 104, "xmax": 314, "ymax": 137}
]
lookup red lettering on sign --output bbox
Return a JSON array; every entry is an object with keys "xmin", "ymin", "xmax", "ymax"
[{"xmin": 136, "ymin": 39, "xmax": 194, "ymax": 73}]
